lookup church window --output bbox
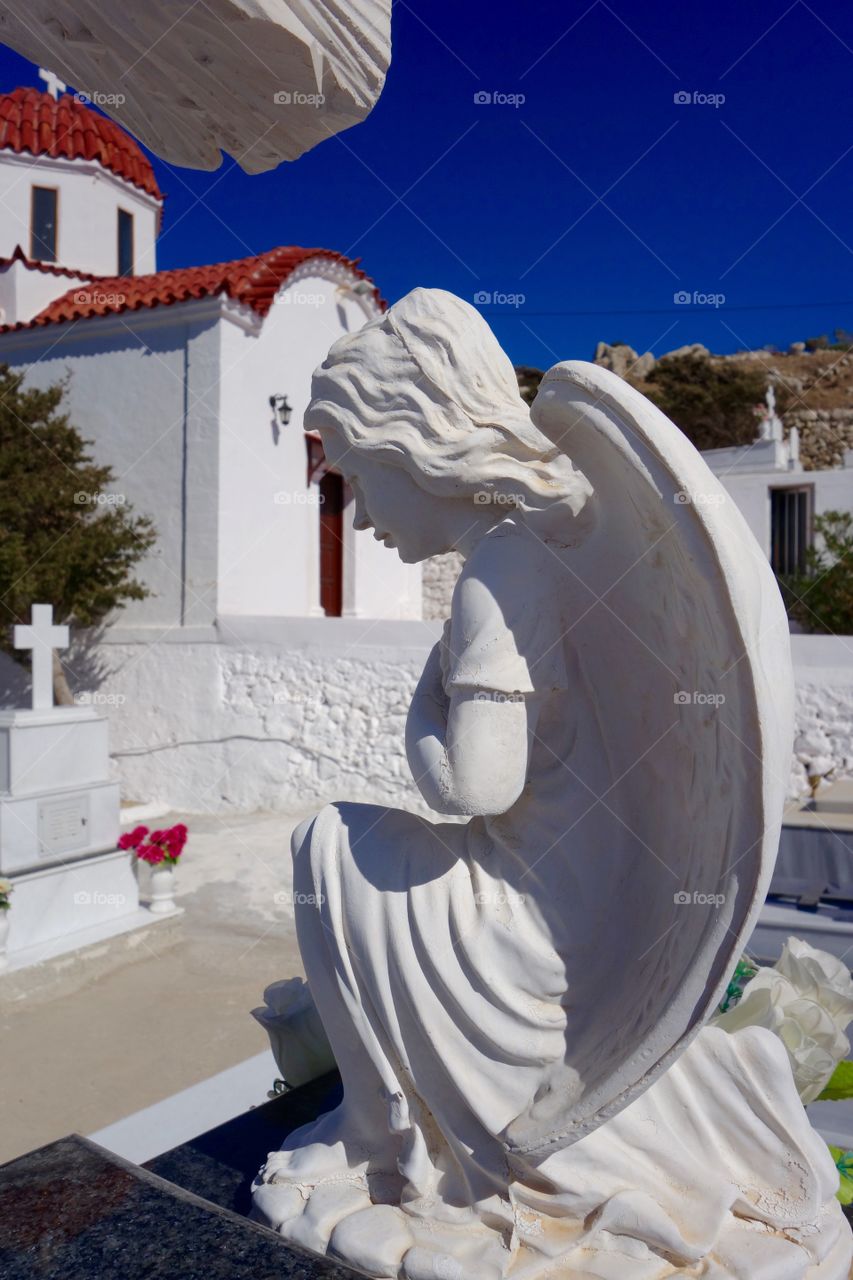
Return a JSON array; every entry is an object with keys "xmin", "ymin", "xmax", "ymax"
[
  {"xmin": 31, "ymin": 186, "xmax": 57, "ymax": 262},
  {"xmin": 118, "ymin": 209, "xmax": 134, "ymax": 275},
  {"xmin": 770, "ymin": 486, "xmax": 811, "ymax": 576}
]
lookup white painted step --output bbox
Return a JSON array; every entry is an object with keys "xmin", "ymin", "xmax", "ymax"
[{"xmin": 88, "ymin": 1049, "xmax": 279, "ymax": 1164}]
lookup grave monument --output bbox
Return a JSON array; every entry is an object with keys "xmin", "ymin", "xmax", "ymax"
[
  {"xmin": 0, "ymin": 604, "xmax": 137, "ymax": 963},
  {"xmin": 251, "ymin": 290, "xmax": 852, "ymax": 1277}
]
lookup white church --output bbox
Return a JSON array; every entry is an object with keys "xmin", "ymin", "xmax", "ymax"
[{"xmin": 0, "ymin": 78, "xmax": 421, "ymax": 626}]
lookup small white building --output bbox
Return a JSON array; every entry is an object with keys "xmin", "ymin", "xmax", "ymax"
[
  {"xmin": 0, "ymin": 84, "xmax": 421, "ymax": 627},
  {"xmin": 702, "ymin": 394, "xmax": 853, "ymax": 800},
  {"xmin": 701, "ymin": 392, "xmax": 853, "ymax": 581}
]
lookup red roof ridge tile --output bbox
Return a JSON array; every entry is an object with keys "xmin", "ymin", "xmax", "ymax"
[{"xmin": 1, "ymin": 244, "xmax": 99, "ymax": 282}]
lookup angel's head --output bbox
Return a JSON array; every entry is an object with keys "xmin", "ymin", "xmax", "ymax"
[{"xmin": 304, "ymin": 287, "xmax": 591, "ymax": 562}]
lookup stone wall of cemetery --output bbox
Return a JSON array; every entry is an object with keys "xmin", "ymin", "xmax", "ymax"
[
  {"xmin": 62, "ymin": 619, "xmax": 443, "ymax": 817},
  {"xmin": 94, "ymin": 632, "xmax": 853, "ymax": 812},
  {"xmin": 789, "ymin": 634, "xmax": 853, "ymax": 797},
  {"xmin": 3, "ymin": 625, "xmax": 853, "ymax": 815},
  {"xmin": 789, "ymin": 407, "xmax": 853, "ymax": 470}
]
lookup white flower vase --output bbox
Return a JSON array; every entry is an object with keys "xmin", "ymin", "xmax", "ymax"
[
  {"xmin": 252, "ymin": 977, "xmax": 336, "ymax": 1087},
  {"xmin": 0, "ymin": 910, "xmax": 10, "ymax": 968},
  {"xmin": 148, "ymin": 864, "xmax": 177, "ymax": 915}
]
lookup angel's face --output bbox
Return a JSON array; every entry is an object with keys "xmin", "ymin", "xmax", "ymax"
[{"xmin": 318, "ymin": 428, "xmax": 463, "ymax": 563}]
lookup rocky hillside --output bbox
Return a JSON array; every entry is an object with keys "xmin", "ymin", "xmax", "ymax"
[
  {"xmin": 516, "ymin": 341, "xmax": 853, "ymax": 469},
  {"xmin": 592, "ymin": 340, "xmax": 853, "ymax": 470}
]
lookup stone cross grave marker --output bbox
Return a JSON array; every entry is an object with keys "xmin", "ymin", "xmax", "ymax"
[{"xmin": 13, "ymin": 604, "xmax": 69, "ymax": 710}]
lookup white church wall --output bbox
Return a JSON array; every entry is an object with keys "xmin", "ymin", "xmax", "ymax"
[
  {"xmin": 216, "ymin": 269, "xmax": 422, "ymax": 619},
  {"xmin": 182, "ymin": 311, "xmax": 222, "ymax": 628},
  {"xmin": 0, "ymin": 153, "xmax": 160, "ymax": 278},
  {"xmin": 0, "ymin": 278, "xmax": 422, "ymax": 634},
  {"xmin": 0, "ymin": 304, "xmax": 222, "ymax": 627},
  {"xmin": 344, "ymin": 516, "xmax": 423, "ymax": 619},
  {"xmin": 216, "ymin": 306, "xmax": 314, "ymax": 617}
]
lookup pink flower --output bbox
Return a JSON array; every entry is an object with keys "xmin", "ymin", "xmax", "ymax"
[
  {"xmin": 131, "ymin": 820, "xmax": 189, "ymax": 864},
  {"xmin": 138, "ymin": 843, "xmax": 166, "ymax": 865},
  {"xmin": 118, "ymin": 825, "xmax": 149, "ymax": 851},
  {"xmin": 165, "ymin": 825, "xmax": 188, "ymax": 858}
]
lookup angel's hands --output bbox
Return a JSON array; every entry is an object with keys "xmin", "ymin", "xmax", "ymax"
[
  {"xmin": 416, "ymin": 638, "xmax": 450, "ymax": 713},
  {"xmin": 406, "ymin": 643, "xmax": 542, "ymax": 817}
]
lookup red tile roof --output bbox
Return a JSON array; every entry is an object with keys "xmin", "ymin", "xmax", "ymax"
[
  {"xmin": 0, "ymin": 246, "xmax": 384, "ymax": 332},
  {"xmin": 0, "ymin": 87, "xmax": 163, "ymax": 201}
]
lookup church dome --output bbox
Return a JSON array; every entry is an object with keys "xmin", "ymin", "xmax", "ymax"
[{"xmin": 0, "ymin": 87, "xmax": 163, "ymax": 201}]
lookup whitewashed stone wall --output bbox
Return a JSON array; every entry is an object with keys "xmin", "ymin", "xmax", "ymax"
[
  {"xmin": 422, "ymin": 552, "xmax": 463, "ymax": 621},
  {"xmin": 102, "ymin": 622, "xmax": 442, "ymax": 816},
  {"xmin": 793, "ymin": 683, "xmax": 853, "ymax": 795},
  {"xmin": 0, "ymin": 619, "xmax": 441, "ymax": 817},
  {"xmin": 3, "ymin": 624, "xmax": 852, "ymax": 815},
  {"xmin": 789, "ymin": 635, "xmax": 853, "ymax": 797},
  {"xmin": 96, "ymin": 632, "xmax": 853, "ymax": 811}
]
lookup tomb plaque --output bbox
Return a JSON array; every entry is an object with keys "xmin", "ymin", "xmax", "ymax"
[{"xmin": 37, "ymin": 794, "xmax": 89, "ymax": 856}]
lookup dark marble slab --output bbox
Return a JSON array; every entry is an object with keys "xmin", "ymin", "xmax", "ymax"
[
  {"xmin": 772, "ymin": 824, "xmax": 853, "ymax": 902},
  {"xmin": 145, "ymin": 1070, "xmax": 343, "ymax": 1216},
  {"xmin": 0, "ymin": 1129, "xmax": 361, "ymax": 1280}
]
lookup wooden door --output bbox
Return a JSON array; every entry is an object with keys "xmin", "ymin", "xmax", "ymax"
[{"xmin": 319, "ymin": 471, "xmax": 343, "ymax": 616}]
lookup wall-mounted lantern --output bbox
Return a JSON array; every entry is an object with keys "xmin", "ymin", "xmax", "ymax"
[{"xmin": 269, "ymin": 394, "xmax": 293, "ymax": 427}]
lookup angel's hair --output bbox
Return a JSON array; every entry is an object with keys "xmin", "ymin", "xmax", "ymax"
[{"xmin": 305, "ymin": 287, "xmax": 591, "ymax": 517}]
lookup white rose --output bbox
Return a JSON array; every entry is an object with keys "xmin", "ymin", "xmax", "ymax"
[
  {"xmin": 775, "ymin": 936, "xmax": 853, "ymax": 1030},
  {"xmin": 713, "ymin": 937, "xmax": 853, "ymax": 1104}
]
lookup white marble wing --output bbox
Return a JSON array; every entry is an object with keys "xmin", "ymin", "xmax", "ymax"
[
  {"xmin": 0, "ymin": 0, "xmax": 391, "ymax": 172},
  {"xmin": 506, "ymin": 361, "xmax": 793, "ymax": 1156}
]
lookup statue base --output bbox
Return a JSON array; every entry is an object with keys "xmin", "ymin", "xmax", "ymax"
[{"xmin": 253, "ymin": 1026, "xmax": 852, "ymax": 1279}]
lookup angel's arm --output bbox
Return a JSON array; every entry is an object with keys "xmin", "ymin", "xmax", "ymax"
[{"xmin": 405, "ymin": 644, "xmax": 542, "ymax": 816}]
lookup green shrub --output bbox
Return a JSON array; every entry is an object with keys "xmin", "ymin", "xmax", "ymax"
[
  {"xmin": 780, "ymin": 511, "xmax": 853, "ymax": 635},
  {"xmin": 0, "ymin": 366, "xmax": 155, "ymax": 701},
  {"xmin": 644, "ymin": 354, "xmax": 770, "ymax": 452}
]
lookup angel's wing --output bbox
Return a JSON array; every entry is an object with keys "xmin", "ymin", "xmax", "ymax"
[{"xmin": 505, "ymin": 361, "xmax": 793, "ymax": 1157}]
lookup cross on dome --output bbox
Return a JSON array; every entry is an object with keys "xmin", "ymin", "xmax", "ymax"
[{"xmin": 38, "ymin": 68, "xmax": 66, "ymax": 101}]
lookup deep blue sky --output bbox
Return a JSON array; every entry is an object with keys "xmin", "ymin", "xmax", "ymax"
[{"xmin": 3, "ymin": 0, "xmax": 853, "ymax": 367}]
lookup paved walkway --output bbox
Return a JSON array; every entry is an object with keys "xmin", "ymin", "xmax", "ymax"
[{"xmin": 0, "ymin": 809, "xmax": 314, "ymax": 1165}]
